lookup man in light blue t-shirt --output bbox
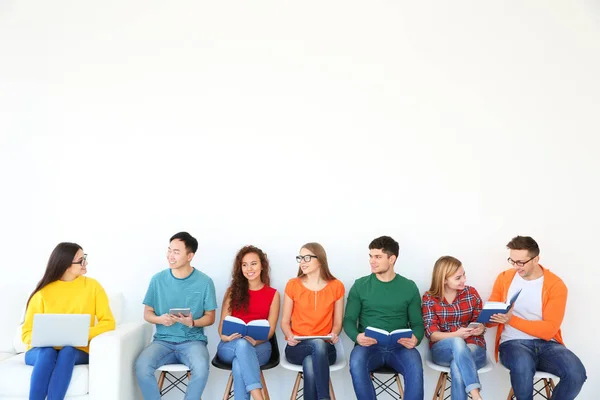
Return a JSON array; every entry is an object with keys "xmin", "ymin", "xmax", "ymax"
[{"xmin": 135, "ymin": 232, "xmax": 217, "ymax": 400}]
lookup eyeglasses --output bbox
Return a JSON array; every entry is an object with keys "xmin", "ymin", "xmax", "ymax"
[
  {"xmin": 507, "ymin": 256, "xmax": 535, "ymax": 267},
  {"xmin": 73, "ymin": 254, "xmax": 88, "ymax": 265},
  {"xmin": 296, "ymin": 255, "xmax": 318, "ymax": 263}
]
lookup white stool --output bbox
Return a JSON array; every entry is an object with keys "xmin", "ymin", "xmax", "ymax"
[
  {"xmin": 500, "ymin": 363, "xmax": 559, "ymax": 399},
  {"xmin": 425, "ymin": 349, "xmax": 494, "ymax": 400},
  {"xmin": 280, "ymin": 340, "xmax": 347, "ymax": 400},
  {"xmin": 156, "ymin": 363, "xmax": 192, "ymax": 398}
]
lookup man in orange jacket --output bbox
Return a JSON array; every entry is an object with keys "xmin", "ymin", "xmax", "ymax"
[{"xmin": 488, "ymin": 236, "xmax": 586, "ymax": 400}]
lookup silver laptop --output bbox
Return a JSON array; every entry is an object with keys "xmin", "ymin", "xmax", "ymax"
[{"xmin": 31, "ymin": 314, "xmax": 90, "ymax": 347}]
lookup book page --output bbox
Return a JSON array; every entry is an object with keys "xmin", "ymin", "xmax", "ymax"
[
  {"xmin": 224, "ymin": 315, "xmax": 246, "ymax": 325},
  {"xmin": 365, "ymin": 326, "xmax": 390, "ymax": 335},
  {"xmin": 482, "ymin": 301, "xmax": 508, "ymax": 309},
  {"xmin": 247, "ymin": 319, "xmax": 270, "ymax": 327},
  {"xmin": 390, "ymin": 328, "xmax": 412, "ymax": 335}
]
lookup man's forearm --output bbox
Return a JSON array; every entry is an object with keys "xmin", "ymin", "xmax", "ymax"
[
  {"xmin": 194, "ymin": 312, "xmax": 215, "ymax": 327},
  {"xmin": 144, "ymin": 310, "xmax": 162, "ymax": 325}
]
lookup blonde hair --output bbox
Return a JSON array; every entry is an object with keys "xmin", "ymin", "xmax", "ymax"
[
  {"xmin": 427, "ymin": 255, "xmax": 463, "ymax": 300},
  {"xmin": 296, "ymin": 242, "xmax": 336, "ymax": 281}
]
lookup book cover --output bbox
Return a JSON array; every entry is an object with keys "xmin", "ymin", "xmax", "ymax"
[
  {"xmin": 364, "ymin": 327, "xmax": 413, "ymax": 347},
  {"xmin": 222, "ymin": 316, "xmax": 270, "ymax": 341},
  {"xmin": 476, "ymin": 289, "xmax": 523, "ymax": 323}
]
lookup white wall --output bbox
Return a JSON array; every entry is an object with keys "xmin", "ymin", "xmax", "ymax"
[{"xmin": 1, "ymin": 1, "xmax": 598, "ymax": 398}]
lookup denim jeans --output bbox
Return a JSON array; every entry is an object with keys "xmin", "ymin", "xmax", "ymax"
[
  {"xmin": 217, "ymin": 339, "xmax": 272, "ymax": 400},
  {"xmin": 135, "ymin": 340, "xmax": 210, "ymax": 400},
  {"xmin": 25, "ymin": 346, "xmax": 89, "ymax": 400},
  {"xmin": 499, "ymin": 339, "xmax": 587, "ymax": 400},
  {"xmin": 285, "ymin": 339, "xmax": 336, "ymax": 400},
  {"xmin": 349, "ymin": 344, "xmax": 424, "ymax": 400},
  {"xmin": 431, "ymin": 338, "xmax": 486, "ymax": 400}
]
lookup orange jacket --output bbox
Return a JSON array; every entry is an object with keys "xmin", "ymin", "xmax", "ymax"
[{"xmin": 488, "ymin": 265, "xmax": 567, "ymax": 361}]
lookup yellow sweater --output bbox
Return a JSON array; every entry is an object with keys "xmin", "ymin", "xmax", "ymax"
[{"xmin": 22, "ymin": 276, "xmax": 116, "ymax": 353}]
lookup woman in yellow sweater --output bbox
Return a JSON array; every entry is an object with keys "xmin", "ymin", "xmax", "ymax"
[{"xmin": 21, "ymin": 242, "xmax": 115, "ymax": 400}]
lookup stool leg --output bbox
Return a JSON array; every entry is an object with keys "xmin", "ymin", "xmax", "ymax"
[
  {"xmin": 544, "ymin": 378, "xmax": 552, "ymax": 398},
  {"xmin": 507, "ymin": 388, "xmax": 514, "ymax": 400},
  {"xmin": 291, "ymin": 372, "xmax": 302, "ymax": 400},
  {"xmin": 260, "ymin": 371, "xmax": 270, "ymax": 400},
  {"xmin": 433, "ymin": 372, "xmax": 444, "ymax": 400},
  {"xmin": 439, "ymin": 372, "xmax": 447, "ymax": 400},
  {"xmin": 549, "ymin": 378, "xmax": 556, "ymax": 391},
  {"xmin": 222, "ymin": 372, "xmax": 233, "ymax": 400},
  {"xmin": 157, "ymin": 371, "xmax": 166, "ymax": 392},
  {"xmin": 329, "ymin": 378, "xmax": 336, "ymax": 400},
  {"xmin": 187, "ymin": 371, "xmax": 191, "ymax": 380},
  {"xmin": 395, "ymin": 373, "xmax": 404, "ymax": 399}
]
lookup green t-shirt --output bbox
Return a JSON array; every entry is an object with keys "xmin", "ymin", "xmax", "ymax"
[{"xmin": 343, "ymin": 273, "xmax": 424, "ymax": 344}]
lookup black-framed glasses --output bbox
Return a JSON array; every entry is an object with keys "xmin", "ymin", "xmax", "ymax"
[
  {"xmin": 73, "ymin": 254, "xmax": 88, "ymax": 265},
  {"xmin": 296, "ymin": 255, "xmax": 318, "ymax": 263},
  {"xmin": 507, "ymin": 256, "xmax": 535, "ymax": 267}
]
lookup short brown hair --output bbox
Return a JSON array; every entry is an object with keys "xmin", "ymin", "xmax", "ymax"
[{"xmin": 506, "ymin": 236, "xmax": 540, "ymax": 257}]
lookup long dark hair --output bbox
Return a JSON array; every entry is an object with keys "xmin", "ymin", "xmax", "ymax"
[
  {"xmin": 229, "ymin": 245, "xmax": 271, "ymax": 313},
  {"xmin": 27, "ymin": 242, "xmax": 83, "ymax": 308}
]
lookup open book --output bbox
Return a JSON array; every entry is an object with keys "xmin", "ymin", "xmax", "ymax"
[
  {"xmin": 364, "ymin": 327, "xmax": 413, "ymax": 347},
  {"xmin": 221, "ymin": 316, "xmax": 270, "ymax": 341},
  {"xmin": 476, "ymin": 289, "xmax": 522, "ymax": 323},
  {"xmin": 293, "ymin": 335, "xmax": 333, "ymax": 341}
]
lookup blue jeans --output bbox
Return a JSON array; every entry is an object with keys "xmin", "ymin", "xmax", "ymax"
[
  {"xmin": 499, "ymin": 339, "xmax": 587, "ymax": 400},
  {"xmin": 349, "ymin": 344, "xmax": 424, "ymax": 400},
  {"xmin": 135, "ymin": 340, "xmax": 210, "ymax": 400},
  {"xmin": 217, "ymin": 339, "xmax": 272, "ymax": 400},
  {"xmin": 285, "ymin": 339, "xmax": 336, "ymax": 400},
  {"xmin": 25, "ymin": 346, "xmax": 89, "ymax": 400},
  {"xmin": 431, "ymin": 338, "xmax": 486, "ymax": 400}
]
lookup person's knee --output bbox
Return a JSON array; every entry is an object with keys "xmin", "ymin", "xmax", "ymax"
[
  {"xmin": 59, "ymin": 346, "xmax": 77, "ymax": 357},
  {"xmin": 349, "ymin": 350, "xmax": 367, "ymax": 377},
  {"xmin": 311, "ymin": 339, "xmax": 328, "ymax": 355},
  {"xmin": 501, "ymin": 346, "xmax": 533, "ymax": 372},
  {"xmin": 405, "ymin": 348, "xmax": 423, "ymax": 368},
  {"xmin": 134, "ymin": 353, "xmax": 155, "ymax": 378},
  {"xmin": 37, "ymin": 348, "xmax": 58, "ymax": 364},
  {"xmin": 234, "ymin": 338, "xmax": 253, "ymax": 354},
  {"xmin": 188, "ymin": 352, "xmax": 209, "ymax": 379},
  {"xmin": 563, "ymin": 361, "xmax": 587, "ymax": 386},
  {"xmin": 506, "ymin": 359, "xmax": 535, "ymax": 378},
  {"xmin": 448, "ymin": 337, "xmax": 468, "ymax": 353}
]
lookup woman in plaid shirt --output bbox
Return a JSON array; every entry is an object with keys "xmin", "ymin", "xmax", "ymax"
[{"xmin": 422, "ymin": 256, "xmax": 487, "ymax": 400}]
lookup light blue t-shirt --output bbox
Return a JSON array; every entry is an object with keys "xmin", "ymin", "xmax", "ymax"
[{"xmin": 143, "ymin": 268, "xmax": 217, "ymax": 343}]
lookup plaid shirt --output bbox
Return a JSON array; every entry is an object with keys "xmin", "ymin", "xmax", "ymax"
[{"xmin": 422, "ymin": 285, "xmax": 486, "ymax": 348}]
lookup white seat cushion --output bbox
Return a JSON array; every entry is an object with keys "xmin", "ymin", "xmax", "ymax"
[{"xmin": 0, "ymin": 353, "xmax": 89, "ymax": 397}]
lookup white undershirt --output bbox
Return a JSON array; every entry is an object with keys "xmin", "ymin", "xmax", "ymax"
[{"xmin": 500, "ymin": 272, "xmax": 544, "ymax": 344}]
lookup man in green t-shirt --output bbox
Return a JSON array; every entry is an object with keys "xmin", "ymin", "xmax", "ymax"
[{"xmin": 343, "ymin": 236, "xmax": 424, "ymax": 400}]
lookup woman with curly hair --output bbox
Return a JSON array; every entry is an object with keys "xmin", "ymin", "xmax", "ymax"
[{"xmin": 216, "ymin": 245, "xmax": 280, "ymax": 400}]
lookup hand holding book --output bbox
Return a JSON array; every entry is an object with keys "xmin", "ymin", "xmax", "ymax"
[
  {"xmin": 364, "ymin": 327, "xmax": 414, "ymax": 348},
  {"xmin": 221, "ymin": 316, "xmax": 270, "ymax": 341},
  {"xmin": 477, "ymin": 289, "xmax": 522, "ymax": 323}
]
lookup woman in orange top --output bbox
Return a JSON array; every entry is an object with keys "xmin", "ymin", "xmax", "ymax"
[{"xmin": 280, "ymin": 242, "xmax": 344, "ymax": 400}]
